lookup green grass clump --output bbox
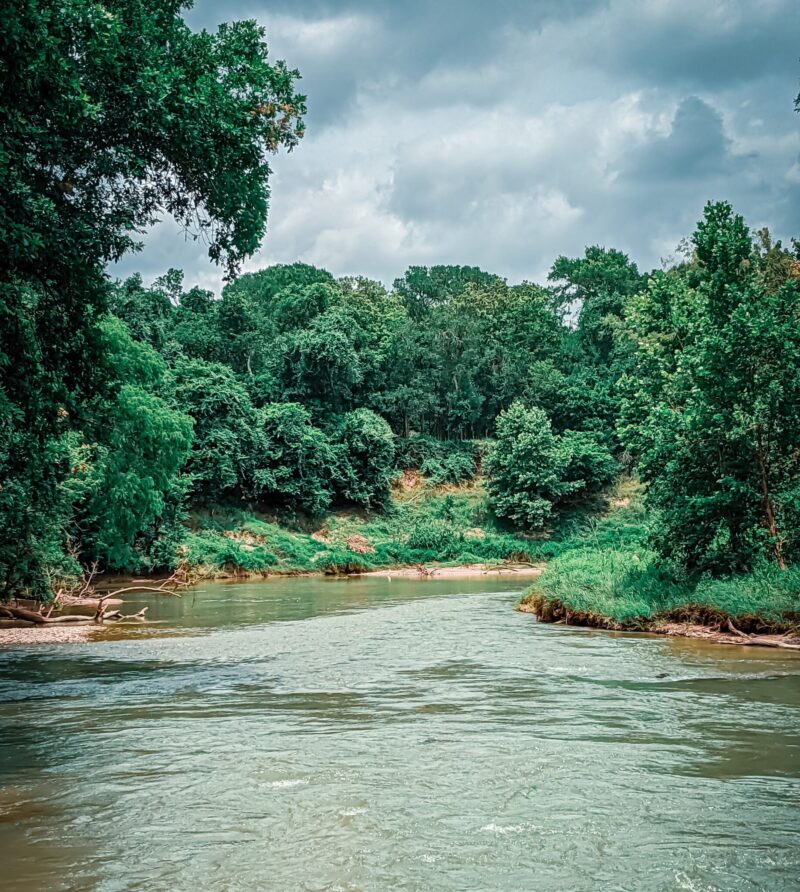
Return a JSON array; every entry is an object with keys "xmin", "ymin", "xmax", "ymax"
[
  {"xmin": 521, "ymin": 482, "xmax": 800, "ymax": 632},
  {"xmin": 182, "ymin": 530, "xmax": 279, "ymax": 575},
  {"xmin": 406, "ymin": 519, "xmax": 464, "ymax": 557},
  {"xmin": 526, "ymin": 548, "xmax": 800, "ymax": 631},
  {"xmin": 311, "ymin": 547, "xmax": 376, "ymax": 575}
]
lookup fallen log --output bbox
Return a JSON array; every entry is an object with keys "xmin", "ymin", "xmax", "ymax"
[
  {"xmin": 0, "ymin": 605, "xmax": 96, "ymax": 624},
  {"xmin": 725, "ymin": 618, "xmax": 800, "ymax": 650},
  {"xmin": 102, "ymin": 606, "xmax": 149, "ymax": 621}
]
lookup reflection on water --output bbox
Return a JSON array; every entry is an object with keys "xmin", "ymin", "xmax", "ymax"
[{"xmin": 1, "ymin": 576, "xmax": 799, "ymax": 891}]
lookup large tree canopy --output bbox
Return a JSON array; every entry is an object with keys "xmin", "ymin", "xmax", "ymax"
[
  {"xmin": 620, "ymin": 202, "xmax": 800, "ymax": 574},
  {"xmin": 0, "ymin": 0, "xmax": 305, "ymax": 594}
]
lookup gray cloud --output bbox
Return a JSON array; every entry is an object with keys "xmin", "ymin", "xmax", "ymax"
[
  {"xmin": 112, "ymin": 0, "xmax": 800, "ymax": 291},
  {"xmin": 624, "ymin": 97, "xmax": 731, "ymax": 180}
]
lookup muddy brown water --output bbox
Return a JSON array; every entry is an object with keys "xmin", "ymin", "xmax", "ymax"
[{"xmin": 1, "ymin": 576, "xmax": 799, "ymax": 891}]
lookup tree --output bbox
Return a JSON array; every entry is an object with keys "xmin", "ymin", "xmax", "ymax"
[
  {"xmin": 393, "ymin": 265, "xmax": 503, "ymax": 320},
  {"xmin": 485, "ymin": 403, "xmax": 574, "ymax": 529},
  {"xmin": 270, "ymin": 304, "xmax": 364, "ymax": 412},
  {"xmin": 251, "ymin": 403, "xmax": 337, "ymax": 514},
  {"xmin": 559, "ymin": 430, "xmax": 618, "ymax": 495},
  {"xmin": 332, "ymin": 410, "xmax": 396, "ymax": 509},
  {"xmin": 621, "ymin": 202, "xmax": 800, "ymax": 574},
  {"xmin": 0, "ymin": 0, "xmax": 305, "ymax": 593},
  {"xmin": 173, "ymin": 359, "xmax": 260, "ymax": 503},
  {"xmin": 69, "ymin": 319, "xmax": 193, "ymax": 570},
  {"xmin": 549, "ymin": 247, "xmax": 644, "ymax": 364},
  {"xmin": 110, "ymin": 272, "xmax": 178, "ymax": 352}
]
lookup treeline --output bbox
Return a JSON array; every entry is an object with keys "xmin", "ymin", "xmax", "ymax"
[
  {"xmin": 112, "ymin": 260, "xmax": 615, "ymax": 441},
  {"xmin": 3, "ymin": 3, "xmax": 799, "ymax": 599},
  {"xmin": 4, "ymin": 194, "xmax": 800, "ymax": 595},
  {"xmin": 6, "ymin": 199, "xmax": 800, "ymax": 595},
  {"xmin": 93, "ymin": 249, "xmax": 633, "ymax": 564}
]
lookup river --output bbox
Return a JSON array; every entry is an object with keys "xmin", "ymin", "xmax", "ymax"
[{"xmin": 1, "ymin": 576, "xmax": 799, "ymax": 891}]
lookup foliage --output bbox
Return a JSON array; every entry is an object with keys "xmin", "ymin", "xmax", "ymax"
[
  {"xmin": 559, "ymin": 430, "xmax": 618, "ymax": 495},
  {"xmin": 485, "ymin": 403, "xmax": 577, "ymax": 529},
  {"xmin": 393, "ymin": 265, "xmax": 503, "ymax": 320},
  {"xmin": 332, "ymin": 409, "xmax": 396, "ymax": 508},
  {"xmin": 181, "ymin": 482, "xmax": 546, "ymax": 576},
  {"xmin": 549, "ymin": 246, "xmax": 644, "ymax": 365},
  {"xmin": 620, "ymin": 202, "xmax": 800, "ymax": 575},
  {"xmin": 173, "ymin": 359, "xmax": 259, "ymax": 502},
  {"xmin": 251, "ymin": 403, "xmax": 337, "ymax": 514},
  {"xmin": 0, "ymin": 0, "xmax": 304, "ymax": 594},
  {"xmin": 528, "ymin": 545, "xmax": 800, "ymax": 631},
  {"xmin": 406, "ymin": 520, "xmax": 465, "ymax": 556},
  {"xmin": 69, "ymin": 319, "xmax": 194, "ymax": 570},
  {"xmin": 395, "ymin": 436, "xmax": 480, "ymax": 484}
]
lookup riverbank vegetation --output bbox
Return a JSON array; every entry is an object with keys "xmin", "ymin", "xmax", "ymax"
[
  {"xmin": 2, "ymin": 2, "xmax": 800, "ymax": 647},
  {"xmin": 519, "ymin": 481, "xmax": 800, "ymax": 641}
]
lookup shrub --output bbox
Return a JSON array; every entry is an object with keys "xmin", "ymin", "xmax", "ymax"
[
  {"xmin": 395, "ymin": 435, "xmax": 480, "ymax": 484},
  {"xmin": 250, "ymin": 402, "xmax": 337, "ymax": 514},
  {"xmin": 485, "ymin": 403, "xmax": 570, "ymax": 529},
  {"xmin": 333, "ymin": 409, "xmax": 396, "ymax": 508},
  {"xmin": 559, "ymin": 430, "xmax": 618, "ymax": 495}
]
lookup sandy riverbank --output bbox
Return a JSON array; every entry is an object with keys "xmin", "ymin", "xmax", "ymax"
[{"xmin": 360, "ymin": 564, "xmax": 544, "ymax": 579}]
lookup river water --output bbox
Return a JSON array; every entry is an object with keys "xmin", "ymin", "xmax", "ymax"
[{"xmin": 1, "ymin": 576, "xmax": 799, "ymax": 892}]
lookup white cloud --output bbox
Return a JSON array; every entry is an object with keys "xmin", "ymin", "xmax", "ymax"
[{"xmin": 113, "ymin": 0, "xmax": 800, "ymax": 292}]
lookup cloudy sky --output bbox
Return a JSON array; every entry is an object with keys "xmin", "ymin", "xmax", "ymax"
[{"xmin": 113, "ymin": 0, "xmax": 800, "ymax": 291}]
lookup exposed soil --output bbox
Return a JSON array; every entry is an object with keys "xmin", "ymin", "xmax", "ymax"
[{"xmin": 518, "ymin": 599, "xmax": 800, "ymax": 651}]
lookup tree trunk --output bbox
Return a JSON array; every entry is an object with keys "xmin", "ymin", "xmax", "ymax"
[{"xmin": 0, "ymin": 606, "xmax": 95, "ymax": 624}]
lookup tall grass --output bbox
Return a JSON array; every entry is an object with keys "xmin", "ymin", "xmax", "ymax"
[{"xmin": 521, "ymin": 481, "xmax": 800, "ymax": 631}]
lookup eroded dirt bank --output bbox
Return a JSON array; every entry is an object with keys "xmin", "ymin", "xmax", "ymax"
[{"xmin": 518, "ymin": 599, "xmax": 800, "ymax": 651}]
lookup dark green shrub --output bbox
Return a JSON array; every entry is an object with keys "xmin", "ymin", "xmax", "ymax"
[
  {"xmin": 333, "ymin": 409, "xmax": 396, "ymax": 508},
  {"xmin": 395, "ymin": 435, "xmax": 479, "ymax": 484},
  {"xmin": 559, "ymin": 430, "xmax": 618, "ymax": 495},
  {"xmin": 251, "ymin": 402, "xmax": 337, "ymax": 514}
]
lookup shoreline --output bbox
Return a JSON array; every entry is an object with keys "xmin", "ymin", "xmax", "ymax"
[
  {"xmin": 360, "ymin": 564, "xmax": 544, "ymax": 580},
  {"xmin": 517, "ymin": 598, "xmax": 800, "ymax": 651},
  {"xmin": 0, "ymin": 563, "xmax": 544, "ymax": 646}
]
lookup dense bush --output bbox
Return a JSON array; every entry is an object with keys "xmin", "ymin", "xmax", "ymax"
[
  {"xmin": 251, "ymin": 403, "xmax": 337, "ymax": 514},
  {"xmin": 485, "ymin": 403, "xmax": 573, "ymax": 529},
  {"xmin": 332, "ymin": 409, "xmax": 396, "ymax": 508},
  {"xmin": 395, "ymin": 435, "xmax": 480, "ymax": 484},
  {"xmin": 173, "ymin": 359, "xmax": 259, "ymax": 502},
  {"xmin": 559, "ymin": 430, "xmax": 618, "ymax": 496}
]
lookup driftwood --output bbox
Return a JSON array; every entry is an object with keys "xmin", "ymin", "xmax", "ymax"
[
  {"xmin": 2, "ymin": 568, "xmax": 189, "ymax": 627},
  {"xmin": 414, "ymin": 564, "xmax": 438, "ymax": 578},
  {"xmin": 726, "ymin": 618, "xmax": 800, "ymax": 650},
  {"xmin": 101, "ymin": 607, "xmax": 148, "ymax": 621},
  {"xmin": 0, "ymin": 606, "xmax": 96, "ymax": 624},
  {"xmin": 482, "ymin": 561, "xmax": 541, "ymax": 573}
]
